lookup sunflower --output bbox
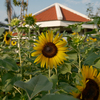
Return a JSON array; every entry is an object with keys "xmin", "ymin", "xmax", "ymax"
[
  {"xmin": 72, "ymin": 32, "xmax": 78, "ymax": 35},
  {"xmin": 31, "ymin": 30, "xmax": 68, "ymax": 69},
  {"xmin": 23, "ymin": 13, "xmax": 36, "ymax": 25},
  {"xmin": 87, "ymin": 37, "xmax": 97, "ymax": 42},
  {"xmin": 90, "ymin": 37, "xmax": 97, "ymax": 42},
  {"xmin": 10, "ymin": 18, "xmax": 20, "ymax": 26},
  {"xmin": 11, "ymin": 41, "xmax": 17, "ymax": 46},
  {"xmin": 4, "ymin": 31, "xmax": 12, "ymax": 45},
  {"xmin": 71, "ymin": 65, "xmax": 100, "ymax": 100}
]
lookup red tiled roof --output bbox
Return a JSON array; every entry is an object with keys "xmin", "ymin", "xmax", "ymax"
[
  {"xmin": 12, "ymin": 33, "xmax": 26, "ymax": 36},
  {"xmin": 60, "ymin": 7, "xmax": 90, "ymax": 22},
  {"xmin": 12, "ymin": 32, "xmax": 18, "ymax": 36},
  {"xmin": 35, "ymin": 6, "xmax": 57, "ymax": 22},
  {"xmin": 34, "ymin": 3, "xmax": 90, "ymax": 22}
]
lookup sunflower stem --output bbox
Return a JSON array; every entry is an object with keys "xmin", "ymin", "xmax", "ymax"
[
  {"xmin": 78, "ymin": 50, "xmax": 81, "ymax": 73},
  {"xmin": 28, "ymin": 26, "xmax": 31, "ymax": 58},
  {"xmin": 28, "ymin": 26, "xmax": 32, "ymax": 79},
  {"xmin": 17, "ymin": 30, "xmax": 22, "ymax": 78},
  {"xmin": 48, "ymin": 66, "xmax": 51, "ymax": 94},
  {"xmin": 55, "ymin": 68, "xmax": 58, "ymax": 85},
  {"xmin": 49, "ymin": 67, "xmax": 51, "ymax": 78},
  {"xmin": 55, "ymin": 68, "xmax": 57, "ymax": 75},
  {"xmin": 17, "ymin": 29, "xmax": 23, "ymax": 96}
]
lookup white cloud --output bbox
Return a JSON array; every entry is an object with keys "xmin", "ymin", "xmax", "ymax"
[
  {"xmin": 61, "ymin": 3, "xmax": 69, "ymax": 7},
  {"xmin": 65, "ymin": 0, "xmax": 92, "ymax": 4},
  {"xmin": 94, "ymin": 1, "xmax": 100, "ymax": 6},
  {"xmin": 0, "ymin": 10, "xmax": 7, "ymax": 23},
  {"xmin": 82, "ymin": 0, "xmax": 91, "ymax": 4},
  {"xmin": 64, "ymin": 0, "xmax": 80, "ymax": 4},
  {"xmin": 93, "ymin": 1, "xmax": 100, "ymax": 15}
]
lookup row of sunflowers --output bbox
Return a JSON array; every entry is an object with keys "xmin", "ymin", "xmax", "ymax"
[{"xmin": 0, "ymin": 13, "xmax": 100, "ymax": 100}]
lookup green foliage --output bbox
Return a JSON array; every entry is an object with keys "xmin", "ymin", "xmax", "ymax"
[
  {"xmin": 0, "ymin": 55, "xmax": 18, "ymax": 71},
  {"xmin": 60, "ymin": 63, "xmax": 71, "ymax": 74},
  {"xmin": 13, "ymin": 0, "xmax": 27, "ymax": 6},
  {"xmin": 41, "ymin": 94, "xmax": 78, "ymax": 100},
  {"xmin": 67, "ymin": 23, "xmax": 83, "ymax": 32},
  {"xmin": 1, "ymin": 14, "xmax": 100, "ymax": 100},
  {"xmin": 0, "ymin": 27, "xmax": 5, "ymax": 36},
  {"xmin": 10, "ymin": 18, "xmax": 20, "ymax": 26},
  {"xmin": 2, "ymin": 73, "xmax": 21, "ymax": 93},
  {"xmin": 49, "ymin": 74, "xmax": 58, "ymax": 89},
  {"xmin": 83, "ymin": 52, "xmax": 100, "ymax": 65},
  {"xmin": 85, "ymin": 29, "xmax": 97, "ymax": 34},
  {"xmin": 14, "ymin": 74, "xmax": 53, "ymax": 99},
  {"xmin": 59, "ymin": 82, "xmax": 76, "ymax": 93}
]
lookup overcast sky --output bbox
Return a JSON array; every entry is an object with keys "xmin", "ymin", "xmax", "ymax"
[{"xmin": 0, "ymin": 0, "xmax": 100, "ymax": 23}]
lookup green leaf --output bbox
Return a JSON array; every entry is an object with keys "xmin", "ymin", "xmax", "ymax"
[
  {"xmin": 85, "ymin": 29, "xmax": 96, "ymax": 35},
  {"xmin": 2, "ymin": 96, "xmax": 8, "ymax": 100},
  {"xmin": 2, "ymin": 73, "xmax": 22, "ymax": 93},
  {"xmin": 2, "ymin": 73, "xmax": 13, "ymax": 85},
  {"xmin": 34, "ymin": 98, "xmax": 41, "ymax": 100},
  {"xmin": 72, "ymin": 25, "xmax": 82, "ymax": 32},
  {"xmin": 0, "ymin": 56, "xmax": 18, "ymax": 71},
  {"xmin": 28, "ymin": 39, "xmax": 35, "ymax": 43},
  {"xmin": 94, "ymin": 60, "xmax": 100, "ymax": 68},
  {"xmin": 84, "ymin": 52, "xmax": 100, "ymax": 65},
  {"xmin": 60, "ymin": 63, "xmax": 71, "ymax": 74},
  {"xmin": 59, "ymin": 82, "xmax": 76, "ymax": 93},
  {"xmin": 14, "ymin": 74, "xmax": 53, "ymax": 99},
  {"xmin": 67, "ymin": 51, "xmax": 77, "ymax": 61},
  {"xmin": 41, "ymin": 94, "xmax": 78, "ymax": 100},
  {"xmin": 0, "ymin": 28, "xmax": 5, "ymax": 36},
  {"xmin": 49, "ymin": 74, "xmax": 58, "ymax": 89}
]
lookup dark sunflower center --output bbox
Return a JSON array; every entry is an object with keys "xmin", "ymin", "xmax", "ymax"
[
  {"xmin": 13, "ymin": 41, "xmax": 15, "ymax": 44},
  {"xmin": 77, "ymin": 78, "xmax": 99, "ymax": 100},
  {"xmin": 42, "ymin": 42, "xmax": 58, "ymax": 58},
  {"xmin": 6, "ymin": 36, "xmax": 10, "ymax": 41}
]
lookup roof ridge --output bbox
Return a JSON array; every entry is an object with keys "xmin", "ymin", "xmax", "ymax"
[
  {"xmin": 33, "ymin": 3, "xmax": 90, "ymax": 22},
  {"xmin": 58, "ymin": 3, "xmax": 90, "ymax": 20},
  {"xmin": 55, "ymin": 3, "xmax": 63, "ymax": 20}
]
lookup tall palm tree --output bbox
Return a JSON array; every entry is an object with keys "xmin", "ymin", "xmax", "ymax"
[
  {"xmin": 20, "ymin": 0, "xmax": 24, "ymax": 20},
  {"xmin": 26, "ymin": 0, "xmax": 28, "ymax": 14},
  {"xmin": 6, "ymin": 0, "xmax": 12, "ymax": 32},
  {"xmin": 13, "ymin": 0, "xmax": 28, "ymax": 20}
]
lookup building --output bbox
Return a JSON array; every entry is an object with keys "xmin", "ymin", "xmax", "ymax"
[
  {"xmin": 0, "ymin": 22, "xmax": 9, "ymax": 32},
  {"xmin": 33, "ymin": 3, "xmax": 97, "ymax": 34}
]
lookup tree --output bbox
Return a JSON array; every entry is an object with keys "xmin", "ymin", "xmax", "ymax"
[
  {"xmin": 26, "ymin": 0, "xmax": 28, "ymax": 14},
  {"xmin": 13, "ymin": 0, "xmax": 28, "ymax": 20},
  {"xmin": 86, "ymin": 3, "xmax": 94, "ymax": 18},
  {"xmin": 86, "ymin": 3, "xmax": 100, "ymax": 18},
  {"xmin": 6, "ymin": 0, "xmax": 12, "ymax": 32}
]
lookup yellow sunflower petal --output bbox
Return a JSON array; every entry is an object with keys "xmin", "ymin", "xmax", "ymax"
[
  {"xmin": 70, "ymin": 91, "xmax": 80, "ymax": 98},
  {"xmin": 49, "ymin": 58, "xmax": 53, "ymax": 69},
  {"xmin": 31, "ymin": 51, "xmax": 41, "ymax": 56},
  {"xmin": 52, "ymin": 57, "xmax": 57, "ymax": 68},
  {"xmin": 48, "ymin": 30, "xmax": 53, "ymax": 42},
  {"xmin": 53, "ymin": 33, "xmax": 63, "ymax": 44},
  {"xmin": 34, "ymin": 54, "xmax": 42, "ymax": 64},
  {"xmin": 46, "ymin": 31, "xmax": 49, "ymax": 42},
  {"xmin": 34, "ymin": 46, "xmax": 43, "ymax": 50},
  {"xmin": 89, "ymin": 66, "xmax": 94, "ymax": 79},
  {"xmin": 71, "ymin": 65, "xmax": 100, "ymax": 100},
  {"xmin": 41, "ymin": 56, "xmax": 46, "ymax": 68},
  {"xmin": 32, "ymin": 30, "xmax": 68, "ymax": 69},
  {"xmin": 46, "ymin": 57, "xmax": 49, "ymax": 69},
  {"xmin": 76, "ymin": 85, "xmax": 84, "ymax": 92},
  {"xmin": 93, "ymin": 68, "xmax": 97, "ymax": 78},
  {"xmin": 56, "ymin": 39, "xmax": 67, "ymax": 47}
]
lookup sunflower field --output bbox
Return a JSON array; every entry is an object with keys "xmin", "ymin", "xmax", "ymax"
[{"xmin": 0, "ymin": 14, "xmax": 100, "ymax": 100}]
